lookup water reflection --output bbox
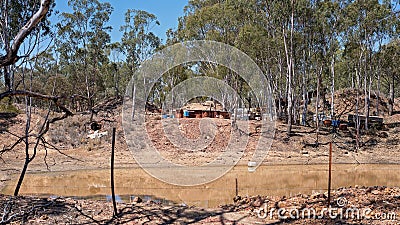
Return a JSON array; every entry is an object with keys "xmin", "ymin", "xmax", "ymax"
[
  {"xmin": 1, "ymin": 164, "xmax": 399, "ymax": 208},
  {"xmin": 106, "ymin": 195, "xmax": 122, "ymax": 203}
]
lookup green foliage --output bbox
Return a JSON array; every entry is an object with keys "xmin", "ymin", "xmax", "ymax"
[
  {"xmin": 120, "ymin": 9, "xmax": 161, "ymax": 66},
  {"xmin": 176, "ymin": 0, "xmax": 399, "ymax": 97},
  {"xmin": 1, "ymin": 0, "xmax": 398, "ymax": 118},
  {"xmin": 0, "ymin": 97, "xmax": 19, "ymax": 114},
  {"xmin": 54, "ymin": 0, "xmax": 114, "ymax": 110}
]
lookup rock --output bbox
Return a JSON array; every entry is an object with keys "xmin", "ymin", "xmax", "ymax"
[
  {"xmin": 87, "ymin": 130, "xmax": 108, "ymax": 139},
  {"xmin": 252, "ymin": 198, "xmax": 263, "ymax": 207},
  {"xmin": 277, "ymin": 201, "xmax": 287, "ymax": 208},
  {"xmin": 311, "ymin": 192, "xmax": 323, "ymax": 199},
  {"xmin": 233, "ymin": 196, "xmax": 241, "ymax": 203},
  {"xmin": 240, "ymin": 198, "xmax": 250, "ymax": 204},
  {"xmin": 40, "ymin": 215, "xmax": 49, "ymax": 220},
  {"xmin": 366, "ymin": 187, "xmax": 374, "ymax": 193},
  {"xmin": 378, "ymin": 132, "xmax": 389, "ymax": 138},
  {"xmin": 248, "ymin": 161, "xmax": 257, "ymax": 167},
  {"xmin": 367, "ymin": 197, "xmax": 376, "ymax": 204},
  {"xmin": 371, "ymin": 190, "xmax": 380, "ymax": 195},
  {"xmin": 132, "ymin": 196, "xmax": 142, "ymax": 203},
  {"xmin": 365, "ymin": 138, "xmax": 378, "ymax": 146},
  {"xmin": 383, "ymin": 201, "xmax": 396, "ymax": 209},
  {"xmin": 361, "ymin": 200, "xmax": 371, "ymax": 206},
  {"xmin": 75, "ymin": 204, "xmax": 82, "ymax": 211}
]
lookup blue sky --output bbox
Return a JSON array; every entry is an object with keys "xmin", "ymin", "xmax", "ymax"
[{"xmin": 53, "ymin": 0, "xmax": 188, "ymax": 43}]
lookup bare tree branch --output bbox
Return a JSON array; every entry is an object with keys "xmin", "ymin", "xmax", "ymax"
[
  {"xmin": 0, "ymin": 0, "xmax": 53, "ymax": 67},
  {"xmin": 0, "ymin": 198, "xmax": 54, "ymax": 224},
  {"xmin": 0, "ymin": 90, "xmax": 74, "ymax": 115},
  {"xmin": 40, "ymin": 137, "xmax": 84, "ymax": 162},
  {"xmin": 0, "ymin": 90, "xmax": 58, "ymax": 101}
]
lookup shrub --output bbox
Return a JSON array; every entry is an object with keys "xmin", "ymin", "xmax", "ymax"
[{"xmin": 0, "ymin": 97, "xmax": 19, "ymax": 114}]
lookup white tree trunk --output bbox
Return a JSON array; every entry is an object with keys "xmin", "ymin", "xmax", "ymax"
[{"xmin": 330, "ymin": 57, "xmax": 335, "ymax": 118}]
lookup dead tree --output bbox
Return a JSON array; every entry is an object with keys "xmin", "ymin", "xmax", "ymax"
[{"xmin": 0, "ymin": 90, "xmax": 74, "ymax": 196}]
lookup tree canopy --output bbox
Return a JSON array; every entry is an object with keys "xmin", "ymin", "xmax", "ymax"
[{"xmin": 0, "ymin": 0, "xmax": 399, "ymax": 121}]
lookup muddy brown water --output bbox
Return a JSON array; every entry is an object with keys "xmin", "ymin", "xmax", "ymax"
[{"xmin": 1, "ymin": 164, "xmax": 399, "ymax": 208}]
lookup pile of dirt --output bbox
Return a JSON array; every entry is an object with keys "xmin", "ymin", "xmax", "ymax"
[
  {"xmin": 330, "ymin": 89, "xmax": 390, "ymax": 119},
  {"xmin": 146, "ymin": 118, "xmax": 232, "ymax": 166}
]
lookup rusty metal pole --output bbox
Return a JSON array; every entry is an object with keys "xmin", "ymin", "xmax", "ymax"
[
  {"xmin": 111, "ymin": 127, "xmax": 118, "ymax": 217},
  {"xmin": 328, "ymin": 141, "xmax": 332, "ymax": 207}
]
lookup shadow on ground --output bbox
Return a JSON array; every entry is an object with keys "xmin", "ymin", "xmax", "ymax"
[
  {"xmin": 0, "ymin": 113, "xmax": 18, "ymax": 133},
  {"xmin": 0, "ymin": 195, "xmax": 257, "ymax": 224}
]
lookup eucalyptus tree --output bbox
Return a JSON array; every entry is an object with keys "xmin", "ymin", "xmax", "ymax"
[
  {"xmin": 340, "ymin": 0, "xmax": 397, "ymax": 136},
  {"xmin": 306, "ymin": 0, "xmax": 341, "ymax": 143},
  {"xmin": 104, "ymin": 42, "xmax": 125, "ymax": 98},
  {"xmin": 55, "ymin": 0, "xmax": 113, "ymax": 115},
  {"xmin": 376, "ymin": 1, "xmax": 399, "ymax": 116},
  {"xmin": 0, "ymin": 0, "xmax": 54, "ymax": 92},
  {"xmin": 175, "ymin": 0, "xmax": 399, "ymax": 135},
  {"xmin": 120, "ymin": 9, "xmax": 160, "ymax": 70},
  {"xmin": 176, "ymin": 0, "xmax": 269, "ymax": 115},
  {"xmin": 379, "ymin": 39, "xmax": 400, "ymax": 116},
  {"xmin": 119, "ymin": 9, "xmax": 160, "ymax": 117}
]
